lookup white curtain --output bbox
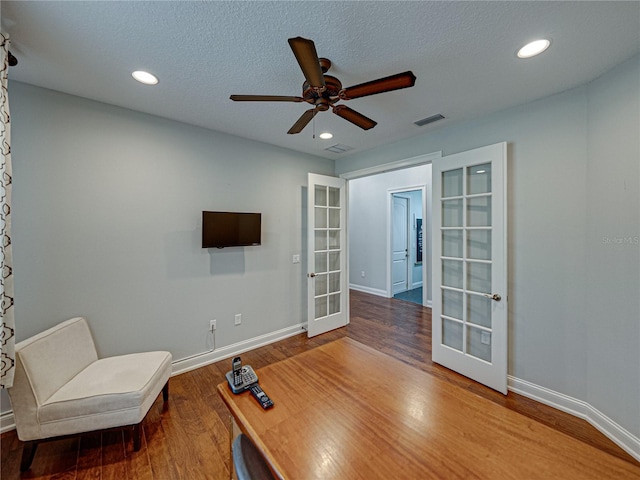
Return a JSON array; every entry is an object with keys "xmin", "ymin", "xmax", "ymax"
[{"xmin": 0, "ymin": 33, "xmax": 15, "ymax": 389}]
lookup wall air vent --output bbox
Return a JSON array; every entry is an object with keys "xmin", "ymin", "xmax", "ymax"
[
  {"xmin": 325, "ymin": 144, "xmax": 354, "ymax": 154},
  {"xmin": 414, "ymin": 114, "xmax": 445, "ymax": 127}
]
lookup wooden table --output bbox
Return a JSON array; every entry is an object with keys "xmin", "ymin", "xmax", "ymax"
[{"xmin": 217, "ymin": 338, "xmax": 639, "ymax": 479}]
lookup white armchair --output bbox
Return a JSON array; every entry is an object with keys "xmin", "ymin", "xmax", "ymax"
[{"xmin": 7, "ymin": 317, "xmax": 172, "ymax": 471}]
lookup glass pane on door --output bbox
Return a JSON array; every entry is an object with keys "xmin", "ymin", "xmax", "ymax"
[
  {"xmin": 466, "ymin": 326, "xmax": 491, "ymax": 362},
  {"xmin": 467, "ymin": 197, "xmax": 492, "ymax": 226},
  {"xmin": 442, "ymin": 230, "xmax": 463, "ymax": 257},
  {"xmin": 442, "ymin": 168, "xmax": 463, "ymax": 197},
  {"xmin": 442, "ymin": 289, "xmax": 463, "ymax": 320},
  {"xmin": 443, "ymin": 319, "xmax": 463, "ymax": 350},
  {"xmin": 467, "ymin": 230, "xmax": 492, "ymax": 260},
  {"xmin": 467, "ymin": 294, "xmax": 492, "ymax": 328},
  {"xmin": 467, "ymin": 163, "xmax": 492, "ymax": 195},
  {"xmin": 442, "ymin": 199, "xmax": 463, "ymax": 227}
]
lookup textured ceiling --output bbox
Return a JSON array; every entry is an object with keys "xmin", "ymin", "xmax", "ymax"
[{"xmin": 3, "ymin": 1, "xmax": 639, "ymax": 160}]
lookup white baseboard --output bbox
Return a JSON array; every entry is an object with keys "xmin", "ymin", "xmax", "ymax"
[
  {"xmin": 1, "ymin": 410, "xmax": 15, "ymax": 433},
  {"xmin": 349, "ymin": 284, "xmax": 388, "ymax": 297},
  {"xmin": 508, "ymin": 375, "xmax": 640, "ymax": 463},
  {"xmin": 171, "ymin": 323, "xmax": 307, "ymax": 376},
  {"xmin": 350, "ymin": 285, "xmax": 432, "ymax": 307},
  {"xmin": 0, "ymin": 323, "xmax": 308, "ymax": 434}
]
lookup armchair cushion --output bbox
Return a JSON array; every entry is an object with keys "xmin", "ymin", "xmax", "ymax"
[{"xmin": 38, "ymin": 351, "xmax": 172, "ymax": 437}]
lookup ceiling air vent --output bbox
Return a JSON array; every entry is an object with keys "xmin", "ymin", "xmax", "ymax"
[
  {"xmin": 414, "ymin": 114, "xmax": 445, "ymax": 127},
  {"xmin": 325, "ymin": 144, "xmax": 354, "ymax": 154}
]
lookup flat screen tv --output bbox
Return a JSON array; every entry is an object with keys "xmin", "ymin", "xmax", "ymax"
[{"xmin": 202, "ymin": 211, "xmax": 262, "ymax": 248}]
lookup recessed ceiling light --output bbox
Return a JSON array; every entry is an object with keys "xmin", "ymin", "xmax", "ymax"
[
  {"xmin": 517, "ymin": 39, "xmax": 551, "ymax": 59},
  {"xmin": 132, "ymin": 70, "xmax": 159, "ymax": 85},
  {"xmin": 319, "ymin": 132, "xmax": 333, "ymax": 140}
]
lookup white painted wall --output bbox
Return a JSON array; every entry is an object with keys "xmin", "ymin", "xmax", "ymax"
[
  {"xmin": 348, "ymin": 164, "xmax": 432, "ymax": 302},
  {"xmin": 338, "ymin": 55, "xmax": 640, "ymax": 441},
  {"xmin": 1, "ymin": 82, "xmax": 333, "ymax": 414}
]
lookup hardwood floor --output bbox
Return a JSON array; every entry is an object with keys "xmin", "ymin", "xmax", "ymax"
[{"xmin": 2, "ymin": 290, "xmax": 638, "ymax": 479}]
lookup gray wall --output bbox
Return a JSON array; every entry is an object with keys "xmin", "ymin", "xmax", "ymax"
[
  {"xmin": 585, "ymin": 57, "xmax": 640, "ymax": 435},
  {"xmin": 1, "ymin": 82, "xmax": 334, "ymax": 413},
  {"xmin": 338, "ymin": 55, "xmax": 640, "ymax": 438}
]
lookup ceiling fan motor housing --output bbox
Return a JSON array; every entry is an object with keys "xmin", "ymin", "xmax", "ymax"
[{"xmin": 303, "ymin": 75, "xmax": 342, "ymax": 104}]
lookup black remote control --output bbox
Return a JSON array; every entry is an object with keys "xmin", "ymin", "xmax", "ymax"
[{"xmin": 249, "ymin": 384, "xmax": 274, "ymax": 410}]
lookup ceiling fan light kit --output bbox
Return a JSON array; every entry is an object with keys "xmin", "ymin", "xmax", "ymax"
[{"xmin": 230, "ymin": 36, "xmax": 416, "ymax": 135}]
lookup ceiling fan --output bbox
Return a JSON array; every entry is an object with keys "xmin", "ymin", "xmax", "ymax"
[{"xmin": 230, "ymin": 37, "xmax": 416, "ymax": 135}]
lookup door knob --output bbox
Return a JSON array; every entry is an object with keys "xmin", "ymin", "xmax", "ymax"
[
  {"xmin": 308, "ymin": 273, "xmax": 317, "ymax": 278},
  {"xmin": 483, "ymin": 293, "xmax": 502, "ymax": 301}
]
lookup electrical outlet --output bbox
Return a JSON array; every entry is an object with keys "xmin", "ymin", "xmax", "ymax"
[
  {"xmin": 480, "ymin": 331, "xmax": 491, "ymax": 345},
  {"xmin": 210, "ymin": 319, "xmax": 216, "ymax": 331},
  {"xmin": 361, "ymin": 271, "xmax": 365, "ymax": 278},
  {"xmin": 292, "ymin": 254, "xmax": 300, "ymax": 264},
  {"xmin": 234, "ymin": 314, "xmax": 242, "ymax": 325}
]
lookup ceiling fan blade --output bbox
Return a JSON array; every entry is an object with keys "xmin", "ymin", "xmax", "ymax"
[
  {"xmin": 230, "ymin": 95, "xmax": 304, "ymax": 102},
  {"xmin": 341, "ymin": 71, "xmax": 416, "ymax": 100},
  {"xmin": 333, "ymin": 105, "xmax": 377, "ymax": 130},
  {"xmin": 287, "ymin": 108, "xmax": 317, "ymax": 134},
  {"xmin": 288, "ymin": 37, "xmax": 326, "ymax": 89}
]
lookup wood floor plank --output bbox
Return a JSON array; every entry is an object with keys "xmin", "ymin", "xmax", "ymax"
[
  {"xmin": 0, "ymin": 430, "xmax": 22, "ymax": 479},
  {"xmin": 101, "ymin": 431, "xmax": 127, "ymax": 480},
  {"xmin": 1, "ymin": 290, "xmax": 637, "ymax": 479},
  {"xmin": 143, "ymin": 414, "xmax": 181, "ymax": 480},
  {"xmin": 27, "ymin": 438, "xmax": 78, "ymax": 480},
  {"xmin": 76, "ymin": 433, "xmax": 102, "ymax": 480},
  {"xmin": 123, "ymin": 428, "xmax": 153, "ymax": 480}
]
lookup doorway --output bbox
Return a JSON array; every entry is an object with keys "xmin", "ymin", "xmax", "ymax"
[{"xmin": 345, "ymin": 158, "xmax": 435, "ymax": 308}]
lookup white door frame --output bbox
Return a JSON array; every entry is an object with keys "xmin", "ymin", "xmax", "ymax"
[{"xmin": 387, "ymin": 186, "xmax": 427, "ymax": 301}]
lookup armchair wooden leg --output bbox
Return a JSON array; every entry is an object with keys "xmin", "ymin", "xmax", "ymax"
[
  {"xmin": 20, "ymin": 441, "xmax": 38, "ymax": 472},
  {"xmin": 133, "ymin": 423, "xmax": 142, "ymax": 451},
  {"xmin": 162, "ymin": 381, "xmax": 169, "ymax": 402}
]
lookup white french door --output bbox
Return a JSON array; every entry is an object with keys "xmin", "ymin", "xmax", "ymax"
[
  {"xmin": 307, "ymin": 173, "xmax": 348, "ymax": 337},
  {"xmin": 432, "ymin": 142, "xmax": 508, "ymax": 394},
  {"xmin": 392, "ymin": 195, "xmax": 409, "ymax": 294}
]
